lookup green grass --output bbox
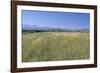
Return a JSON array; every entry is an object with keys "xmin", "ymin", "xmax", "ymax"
[{"xmin": 22, "ymin": 32, "xmax": 90, "ymax": 62}]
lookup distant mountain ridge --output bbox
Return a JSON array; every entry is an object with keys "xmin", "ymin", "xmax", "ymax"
[{"xmin": 22, "ymin": 24, "xmax": 89, "ymax": 32}]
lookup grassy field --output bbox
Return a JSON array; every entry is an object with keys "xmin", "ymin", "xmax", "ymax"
[{"xmin": 22, "ymin": 32, "xmax": 90, "ymax": 62}]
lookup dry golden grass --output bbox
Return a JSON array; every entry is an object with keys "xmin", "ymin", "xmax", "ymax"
[{"xmin": 22, "ymin": 32, "xmax": 90, "ymax": 62}]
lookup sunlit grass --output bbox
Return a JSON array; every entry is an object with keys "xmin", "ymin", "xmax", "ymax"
[{"xmin": 22, "ymin": 32, "xmax": 90, "ymax": 62}]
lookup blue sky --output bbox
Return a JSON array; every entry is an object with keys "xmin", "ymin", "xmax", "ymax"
[{"xmin": 22, "ymin": 10, "xmax": 90, "ymax": 29}]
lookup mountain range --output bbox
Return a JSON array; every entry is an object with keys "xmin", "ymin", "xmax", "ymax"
[{"xmin": 22, "ymin": 24, "xmax": 89, "ymax": 32}]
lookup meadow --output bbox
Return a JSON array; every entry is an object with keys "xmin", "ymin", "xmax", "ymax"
[{"xmin": 22, "ymin": 32, "xmax": 90, "ymax": 62}]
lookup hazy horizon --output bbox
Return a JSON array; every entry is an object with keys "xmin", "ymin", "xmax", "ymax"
[{"xmin": 22, "ymin": 10, "xmax": 90, "ymax": 30}]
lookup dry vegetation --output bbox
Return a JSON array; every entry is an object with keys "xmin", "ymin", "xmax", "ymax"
[{"xmin": 22, "ymin": 32, "xmax": 90, "ymax": 62}]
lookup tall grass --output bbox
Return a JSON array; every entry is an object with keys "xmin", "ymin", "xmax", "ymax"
[{"xmin": 22, "ymin": 32, "xmax": 90, "ymax": 62}]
